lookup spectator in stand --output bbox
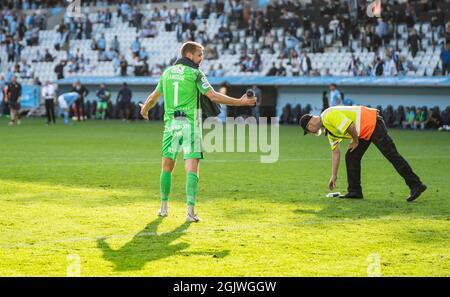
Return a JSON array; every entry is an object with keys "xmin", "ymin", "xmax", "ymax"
[
  {"xmin": 310, "ymin": 22, "xmax": 322, "ymax": 53},
  {"xmin": 138, "ymin": 47, "xmax": 148, "ymax": 61},
  {"xmin": 405, "ymin": 2, "xmax": 416, "ymax": 29},
  {"xmin": 54, "ymin": 60, "xmax": 67, "ymax": 79},
  {"xmin": 384, "ymin": 51, "xmax": 398, "ymax": 76},
  {"xmin": 207, "ymin": 65, "xmax": 216, "ymax": 77},
  {"xmin": 328, "ymin": 84, "xmax": 342, "ymax": 106},
  {"xmin": 97, "ymin": 33, "xmax": 106, "ymax": 52},
  {"xmin": 441, "ymin": 42, "xmax": 450, "ymax": 76},
  {"xmin": 329, "ymin": 16, "xmax": 340, "ymax": 39},
  {"xmin": 291, "ymin": 60, "xmax": 300, "ymax": 76},
  {"xmin": 407, "ymin": 29, "xmax": 421, "ymax": 58},
  {"xmin": 105, "ymin": 8, "xmax": 112, "ymax": 28},
  {"xmin": 215, "ymin": 64, "xmax": 225, "ymax": 77},
  {"xmin": 277, "ymin": 62, "xmax": 287, "ymax": 76},
  {"xmin": 13, "ymin": 38, "xmax": 24, "ymax": 63},
  {"xmin": 445, "ymin": 21, "xmax": 450, "ymax": 44},
  {"xmin": 398, "ymin": 55, "xmax": 417, "ymax": 75},
  {"xmin": 266, "ymin": 62, "xmax": 278, "ymax": 76},
  {"xmin": 284, "ymin": 31, "xmax": 299, "ymax": 51},
  {"xmin": 68, "ymin": 58, "xmax": 78, "ymax": 73},
  {"xmin": 205, "ymin": 45, "xmax": 218, "ymax": 60},
  {"xmin": 322, "ymin": 68, "xmax": 333, "ymax": 77},
  {"xmin": 299, "ymin": 52, "xmax": 312, "ymax": 76},
  {"xmin": 44, "ymin": 49, "xmax": 54, "ymax": 62},
  {"xmin": 120, "ymin": 55, "xmax": 128, "ymax": 76},
  {"xmin": 6, "ymin": 40, "xmax": 15, "ymax": 62},
  {"xmin": 372, "ymin": 57, "xmax": 384, "ymax": 76},
  {"xmin": 263, "ymin": 32, "xmax": 275, "ymax": 53},
  {"xmin": 375, "ymin": 18, "xmax": 388, "ymax": 45},
  {"xmin": 111, "ymin": 35, "xmax": 120, "ymax": 52},
  {"xmin": 130, "ymin": 37, "xmax": 141, "ymax": 56},
  {"xmin": 112, "ymin": 55, "xmax": 121, "ymax": 75},
  {"xmin": 133, "ymin": 55, "xmax": 145, "ymax": 76},
  {"xmin": 348, "ymin": 55, "xmax": 364, "ymax": 76}
]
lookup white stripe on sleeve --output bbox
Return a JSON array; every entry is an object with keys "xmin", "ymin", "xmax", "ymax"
[{"xmin": 337, "ymin": 118, "xmax": 349, "ymax": 133}]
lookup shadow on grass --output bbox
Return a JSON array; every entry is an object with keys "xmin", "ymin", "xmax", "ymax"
[
  {"xmin": 293, "ymin": 193, "xmax": 450, "ymax": 221},
  {"xmin": 97, "ymin": 217, "xmax": 229, "ymax": 272}
]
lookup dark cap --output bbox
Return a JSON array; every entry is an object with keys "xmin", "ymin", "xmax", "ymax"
[{"xmin": 300, "ymin": 114, "xmax": 313, "ymax": 135}]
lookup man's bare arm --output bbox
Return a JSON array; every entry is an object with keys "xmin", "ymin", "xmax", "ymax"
[
  {"xmin": 329, "ymin": 144, "xmax": 340, "ymax": 190},
  {"xmin": 346, "ymin": 123, "xmax": 359, "ymax": 152},
  {"xmin": 346, "ymin": 123, "xmax": 358, "ymax": 142},
  {"xmin": 139, "ymin": 90, "xmax": 161, "ymax": 120},
  {"xmin": 205, "ymin": 89, "xmax": 255, "ymax": 106}
]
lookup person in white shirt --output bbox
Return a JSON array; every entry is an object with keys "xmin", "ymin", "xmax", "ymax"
[{"xmin": 41, "ymin": 80, "xmax": 57, "ymax": 124}]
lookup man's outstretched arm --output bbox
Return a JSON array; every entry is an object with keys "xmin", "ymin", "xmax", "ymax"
[
  {"xmin": 205, "ymin": 89, "xmax": 256, "ymax": 106},
  {"xmin": 329, "ymin": 144, "xmax": 341, "ymax": 190},
  {"xmin": 139, "ymin": 89, "xmax": 161, "ymax": 120}
]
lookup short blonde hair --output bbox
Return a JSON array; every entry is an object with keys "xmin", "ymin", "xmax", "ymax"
[{"xmin": 180, "ymin": 41, "xmax": 204, "ymax": 57}]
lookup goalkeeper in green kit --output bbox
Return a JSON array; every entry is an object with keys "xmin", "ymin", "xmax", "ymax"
[{"xmin": 139, "ymin": 42, "xmax": 256, "ymax": 222}]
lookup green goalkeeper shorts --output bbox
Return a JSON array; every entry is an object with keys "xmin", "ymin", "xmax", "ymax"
[
  {"xmin": 162, "ymin": 118, "xmax": 204, "ymax": 160},
  {"xmin": 97, "ymin": 101, "xmax": 108, "ymax": 109}
]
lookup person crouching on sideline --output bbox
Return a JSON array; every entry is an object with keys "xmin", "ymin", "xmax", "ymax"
[
  {"xmin": 300, "ymin": 105, "xmax": 427, "ymax": 202},
  {"xmin": 57, "ymin": 92, "xmax": 80, "ymax": 125}
]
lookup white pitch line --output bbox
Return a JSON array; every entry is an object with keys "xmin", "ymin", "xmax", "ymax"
[
  {"xmin": 0, "ymin": 215, "xmax": 448, "ymax": 249},
  {"xmin": 1, "ymin": 155, "xmax": 449, "ymax": 167}
]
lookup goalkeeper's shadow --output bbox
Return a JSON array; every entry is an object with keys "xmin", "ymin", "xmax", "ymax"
[
  {"xmin": 97, "ymin": 217, "xmax": 191, "ymax": 272},
  {"xmin": 96, "ymin": 217, "xmax": 229, "ymax": 272}
]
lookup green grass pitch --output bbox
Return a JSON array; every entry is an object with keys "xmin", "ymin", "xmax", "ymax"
[{"xmin": 0, "ymin": 118, "xmax": 449, "ymax": 276}]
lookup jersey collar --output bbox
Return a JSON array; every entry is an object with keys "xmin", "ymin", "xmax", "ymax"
[{"xmin": 174, "ymin": 57, "xmax": 199, "ymax": 69}]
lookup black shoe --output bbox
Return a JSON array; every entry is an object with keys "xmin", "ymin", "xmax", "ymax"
[
  {"xmin": 407, "ymin": 184, "xmax": 427, "ymax": 202},
  {"xmin": 340, "ymin": 192, "xmax": 364, "ymax": 199}
]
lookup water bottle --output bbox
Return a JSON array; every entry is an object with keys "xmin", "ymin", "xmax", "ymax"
[
  {"xmin": 246, "ymin": 89, "xmax": 255, "ymax": 98},
  {"xmin": 326, "ymin": 192, "xmax": 342, "ymax": 198}
]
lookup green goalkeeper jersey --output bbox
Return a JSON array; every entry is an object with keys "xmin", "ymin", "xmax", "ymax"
[{"xmin": 156, "ymin": 64, "xmax": 213, "ymax": 123}]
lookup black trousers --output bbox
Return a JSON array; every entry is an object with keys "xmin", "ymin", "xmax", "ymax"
[
  {"xmin": 75, "ymin": 98, "xmax": 85, "ymax": 121},
  {"xmin": 45, "ymin": 99, "xmax": 56, "ymax": 123},
  {"xmin": 345, "ymin": 116, "xmax": 422, "ymax": 194}
]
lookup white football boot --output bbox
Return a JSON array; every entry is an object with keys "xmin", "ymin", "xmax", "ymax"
[
  {"xmin": 158, "ymin": 201, "xmax": 168, "ymax": 217},
  {"xmin": 186, "ymin": 205, "xmax": 200, "ymax": 222}
]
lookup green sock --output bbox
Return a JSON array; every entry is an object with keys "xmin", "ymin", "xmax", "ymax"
[
  {"xmin": 186, "ymin": 172, "xmax": 198, "ymax": 206},
  {"xmin": 160, "ymin": 171, "xmax": 172, "ymax": 201}
]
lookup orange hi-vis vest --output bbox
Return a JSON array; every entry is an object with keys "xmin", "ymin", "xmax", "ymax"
[{"xmin": 320, "ymin": 106, "xmax": 378, "ymax": 150}]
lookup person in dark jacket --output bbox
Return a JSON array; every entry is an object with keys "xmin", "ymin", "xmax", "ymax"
[
  {"xmin": 6, "ymin": 76, "xmax": 22, "ymax": 126},
  {"xmin": 407, "ymin": 29, "xmax": 421, "ymax": 58},
  {"xmin": 71, "ymin": 79, "xmax": 89, "ymax": 121},
  {"xmin": 116, "ymin": 82, "xmax": 133, "ymax": 122}
]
